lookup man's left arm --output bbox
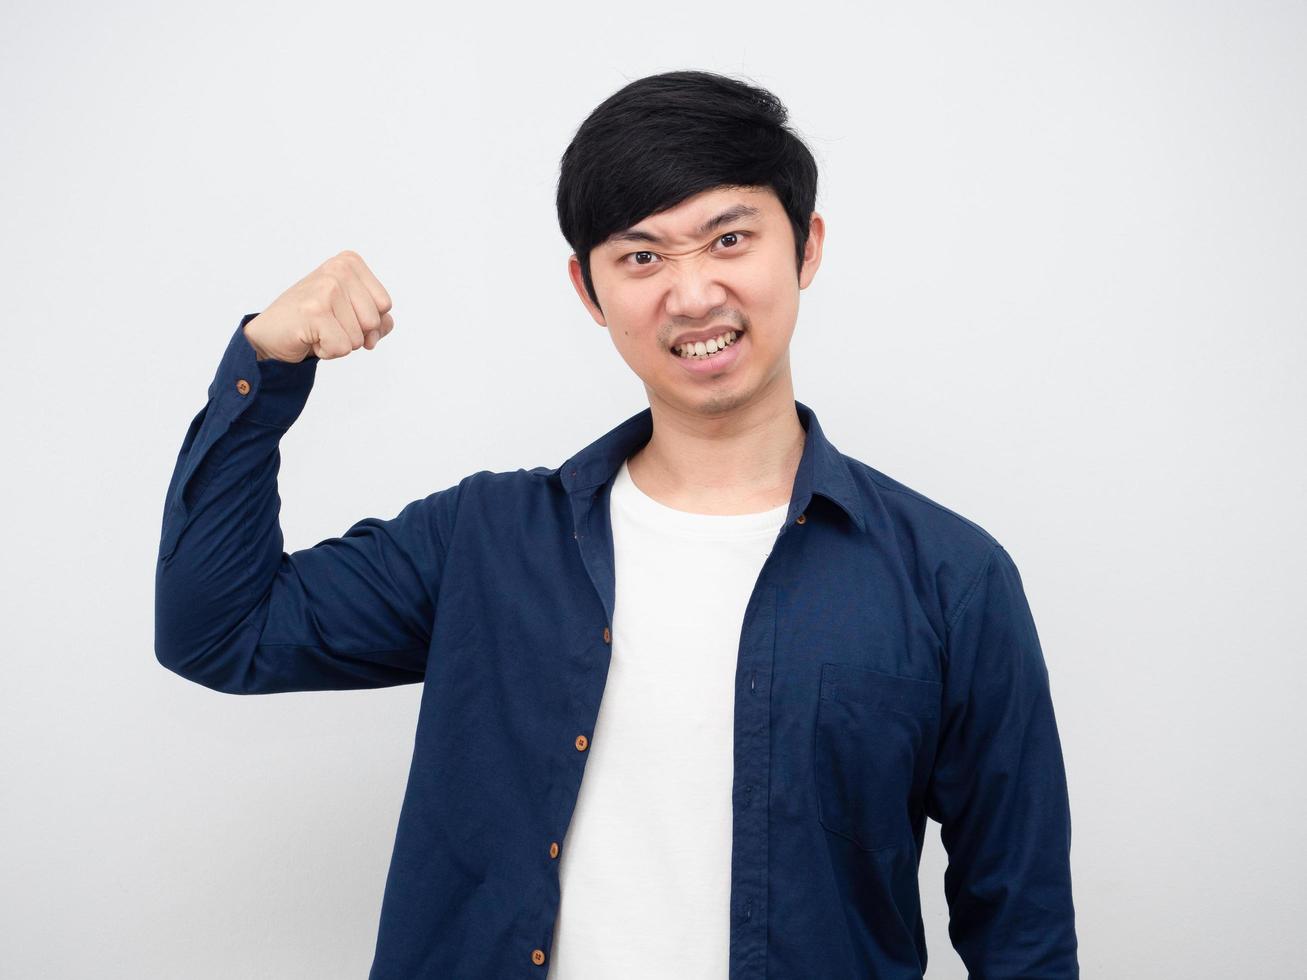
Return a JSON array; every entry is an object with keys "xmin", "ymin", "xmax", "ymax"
[{"xmin": 925, "ymin": 543, "xmax": 1079, "ymax": 977}]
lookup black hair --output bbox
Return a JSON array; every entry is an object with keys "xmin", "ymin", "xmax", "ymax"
[{"xmin": 556, "ymin": 69, "xmax": 819, "ymax": 313}]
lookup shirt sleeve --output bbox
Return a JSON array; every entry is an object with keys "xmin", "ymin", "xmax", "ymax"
[
  {"xmin": 154, "ymin": 314, "xmax": 461, "ymax": 694},
  {"xmin": 924, "ymin": 543, "xmax": 1080, "ymax": 977}
]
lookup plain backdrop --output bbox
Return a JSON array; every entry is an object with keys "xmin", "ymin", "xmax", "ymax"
[{"xmin": 2, "ymin": 1, "xmax": 1304, "ymax": 977}]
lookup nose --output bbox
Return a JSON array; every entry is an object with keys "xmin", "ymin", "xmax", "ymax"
[{"xmin": 663, "ymin": 260, "xmax": 727, "ymax": 321}]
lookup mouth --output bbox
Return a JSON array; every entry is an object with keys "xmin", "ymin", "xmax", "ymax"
[{"xmin": 668, "ymin": 325, "xmax": 746, "ymax": 361}]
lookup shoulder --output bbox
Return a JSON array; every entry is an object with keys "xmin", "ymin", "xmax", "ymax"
[
  {"xmin": 847, "ymin": 455, "xmax": 999, "ymax": 550},
  {"xmin": 444, "ymin": 465, "xmax": 567, "ymax": 536},
  {"xmin": 841, "ymin": 454, "xmax": 1005, "ymax": 630},
  {"xmin": 456, "ymin": 464, "xmax": 560, "ymax": 499}
]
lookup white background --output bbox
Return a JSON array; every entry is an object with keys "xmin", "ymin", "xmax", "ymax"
[{"xmin": 2, "ymin": 1, "xmax": 1304, "ymax": 977}]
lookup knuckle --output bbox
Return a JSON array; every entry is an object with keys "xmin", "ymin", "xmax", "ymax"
[{"xmin": 300, "ymin": 296, "xmax": 327, "ymax": 319}]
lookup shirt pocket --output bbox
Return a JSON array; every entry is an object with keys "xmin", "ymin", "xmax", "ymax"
[{"xmin": 812, "ymin": 662, "xmax": 941, "ymax": 852}]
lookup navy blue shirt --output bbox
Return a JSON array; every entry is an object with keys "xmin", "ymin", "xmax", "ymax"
[{"xmin": 156, "ymin": 314, "xmax": 1079, "ymax": 978}]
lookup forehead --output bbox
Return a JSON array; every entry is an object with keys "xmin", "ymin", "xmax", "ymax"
[{"xmin": 602, "ymin": 185, "xmax": 783, "ymax": 248}]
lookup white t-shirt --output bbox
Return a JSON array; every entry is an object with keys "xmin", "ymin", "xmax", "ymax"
[{"xmin": 548, "ymin": 457, "xmax": 791, "ymax": 978}]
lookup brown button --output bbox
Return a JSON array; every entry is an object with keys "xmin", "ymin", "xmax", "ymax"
[
  {"xmin": 575, "ymin": 734, "xmax": 589, "ymax": 751},
  {"xmin": 602, "ymin": 626, "xmax": 611, "ymax": 643},
  {"xmin": 549, "ymin": 841, "xmax": 559, "ymax": 858},
  {"xmin": 795, "ymin": 513, "xmax": 806, "ymax": 524},
  {"xmin": 235, "ymin": 379, "xmax": 251, "ymax": 395},
  {"xmin": 531, "ymin": 948, "xmax": 546, "ymax": 966}
]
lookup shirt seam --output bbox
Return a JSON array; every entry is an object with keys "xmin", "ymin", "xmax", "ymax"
[
  {"xmin": 944, "ymin": 542, "xmax": 1000, "ymax": 639},
  {"xmin": 379, "ymin": 511, "xmax": 442, "ymax": 651},
  {"xmin": 233, "ymin": 409, "xmax": 296, "ymax": 430},
  {"xmin": 252, "ymin": 643, "xmax": 423, "ymax": 655},
  {"xmin": 431, "ymin": 485, "xmax": 454, "ymax": 561},
  {"xmin": 869, "ymin": 481, "xmax": 997, "ymax": 549}
]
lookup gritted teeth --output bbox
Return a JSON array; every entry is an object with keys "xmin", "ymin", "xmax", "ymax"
[{"xmin": 673, "ymin": 328, "xmax": 742, "ymax": 358}]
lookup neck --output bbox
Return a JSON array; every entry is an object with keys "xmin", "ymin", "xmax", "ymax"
[{"xmin": 627, "ymin": 369, "xmax": 804, "ymax": 515}]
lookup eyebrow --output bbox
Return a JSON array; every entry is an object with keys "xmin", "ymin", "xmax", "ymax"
[{"xmin": 606, "ymin": 203, "xmax": 762, "ymax": 247}]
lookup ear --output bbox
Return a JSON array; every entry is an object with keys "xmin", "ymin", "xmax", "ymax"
[
  {"xmin": 567, "ymin": 253, "xmax": 607, "ymax": 327},
  {"xmin": 798, "ymin": 211, "xmax": 826, "ymax": 290}
]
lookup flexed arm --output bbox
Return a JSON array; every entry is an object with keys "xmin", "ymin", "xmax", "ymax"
[{"xmin": 154, "ymin": 252, "xmax": 461, "ymax": 694}]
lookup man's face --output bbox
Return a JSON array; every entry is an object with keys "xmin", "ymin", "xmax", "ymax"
[{"xmin": 568, "ymin": 184, "xmax": 824, "ymax": 417}]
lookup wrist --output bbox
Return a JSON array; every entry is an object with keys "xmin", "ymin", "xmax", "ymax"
[{"xmin": 242, "ymin": 323, "xmax": 274, "ymax": 362}]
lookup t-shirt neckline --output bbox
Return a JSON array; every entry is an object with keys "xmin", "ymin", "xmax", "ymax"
[{"xmin": 610, "ymin": 458, "xmax": 791, "ymax": 538}]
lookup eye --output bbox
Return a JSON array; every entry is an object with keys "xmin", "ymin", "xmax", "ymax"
[{"xmin": 620, "ymin": 231, "xmax": 751, "ymax": 269}]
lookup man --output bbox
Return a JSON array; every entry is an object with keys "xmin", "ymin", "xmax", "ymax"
[{"xmin": 156, "ymin": 69, "xmax": 1078, "ymax": 978}]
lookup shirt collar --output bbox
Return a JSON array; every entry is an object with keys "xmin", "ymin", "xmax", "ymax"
[{"xmin": 558, "ymin": 399, "xmax": 866, "ymax": 533}]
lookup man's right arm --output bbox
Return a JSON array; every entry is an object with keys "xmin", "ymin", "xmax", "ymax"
[{"xmin": 154, "ymin": 313, "xmax": 461, "ymax": 694}]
